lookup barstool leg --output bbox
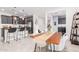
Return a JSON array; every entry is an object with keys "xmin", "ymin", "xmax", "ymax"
[
  {"xmin": 7, "ymin": 33, "xmax": 10, "ymax": 44},
  {"xmin": 24, "ymin": 31, "xmax": 26, "ymax": 39}
]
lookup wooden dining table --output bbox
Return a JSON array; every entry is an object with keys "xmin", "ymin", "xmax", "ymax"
[{"xmin": 31, "ymin": 31, "xmax": 62, "ymax": 52}]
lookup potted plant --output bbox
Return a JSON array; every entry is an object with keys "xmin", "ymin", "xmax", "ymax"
[{"xmin": 47, "ymin": 24, "xmax": 51, "ymax": 31}]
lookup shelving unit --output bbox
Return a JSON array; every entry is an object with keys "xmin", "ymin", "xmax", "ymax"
[{"xmin": 70, "ymin": 12, "xmax": 79, "ymax": 45}]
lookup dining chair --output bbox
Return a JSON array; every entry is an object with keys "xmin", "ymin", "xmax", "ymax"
[{"xmin": 48, "ymin": 33, "xmax": 69, "ymax": 51}]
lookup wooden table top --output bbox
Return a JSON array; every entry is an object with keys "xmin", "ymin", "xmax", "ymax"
[
  {"xmin": 32, "ymin": 31, "xmax": 62, "ymax": 46},
  {"xmin": 46, "ymin": 32, "xmax": 62, "ymax": 45},
  {"xmin": 32, "ymin": 31, "xmax": 55, "ymax": 44}
]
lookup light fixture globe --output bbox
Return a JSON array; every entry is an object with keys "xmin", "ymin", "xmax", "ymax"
[{"xmin": 13, "ymin": 16, "xmax": 17, "ymax": 20}]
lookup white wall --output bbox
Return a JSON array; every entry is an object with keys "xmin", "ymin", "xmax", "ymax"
[
  {"xmin": 52, "ymin": 16, "xmax": 58, "ymax": 32},
  {"xmin": 37, "ymin": 17, "xmax": 45, "ymax": 32},
  {"xmin": 45, "ymin": 12, "xmax": 48, "ymax": 32},
  {"xmin": 33, "ymin": 15, "xmax": 38, "ymax": 34},
  {"xmin": 33, "ymin": 14, "xmax": 45, "ymax": 35}
]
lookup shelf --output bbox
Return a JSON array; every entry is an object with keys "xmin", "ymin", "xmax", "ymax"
[
  {"xmin": 71, "ymin": 34, "xmax": 79, "ymax": 37},
  {"xmin": 76, "ymin": 18, "xmax": 79, "ymax": 20},
  {"xmin": 70, "ymin": 12, "xmax": 79, "ymax": 45}
]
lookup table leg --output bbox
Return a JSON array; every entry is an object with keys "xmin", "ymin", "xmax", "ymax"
[
  {"xmin": 34, "ymin": 43, "xmax": 37, "ymax": 52},
  {"xmin": 39, "ymin": 47, "xmax": 41, "ymax": 52}
]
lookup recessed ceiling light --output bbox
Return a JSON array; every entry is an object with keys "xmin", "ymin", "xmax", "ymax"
[
  {"xmin": 14, "ymin": 7, "xmax": 16, "ymax": 8},
  {"xmin": 14, "ymin": 12, "xmax": 17, "ymax": 14},
  {"xmin": 19, "ymin": 9, "xmax": 24, "ymax": 13},
  {"xmin": 19, "ymin": 10, "xmax": 23, "ymax": 13}
]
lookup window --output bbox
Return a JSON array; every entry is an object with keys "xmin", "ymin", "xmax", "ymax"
[
  {"xmin": 58, "ymin": 27, "xmax": 66, "ymax": 35},
  {"xmin": 58, "ymin": 16, "xmax": 66, "ymax": 24}
]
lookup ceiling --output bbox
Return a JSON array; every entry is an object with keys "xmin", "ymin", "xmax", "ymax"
[{"xmin": 0, "ymin": 7, "xmax": 65, "ymax": 19}]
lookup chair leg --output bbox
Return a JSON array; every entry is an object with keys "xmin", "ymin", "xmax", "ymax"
[
  {"xmin": 53, "ymin": 44, "xmax": 56, "ymax": 52},
  {"xmin": 50, "ymin": 44, "xmax": 56, "ymax": 52},
  {"xmin": 50, "ymin": 44, "xmax": 52, "ymax": 52}
]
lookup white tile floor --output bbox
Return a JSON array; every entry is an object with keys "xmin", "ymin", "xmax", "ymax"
[
  {"xmin": 0, "ymin": 37, "xmax": 79, "ymax": 52},
  {"xmin": 63, "ymin": 40, "xmax": 79, "ymax": 52},
  {"xmin": 0, "ymin": 37, "xmax": 35, "ymax": 52}
]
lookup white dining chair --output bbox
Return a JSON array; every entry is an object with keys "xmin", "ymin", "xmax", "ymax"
[{"xmin": 48, "ymin": 33, "xmax": 69, "ymax": 51}]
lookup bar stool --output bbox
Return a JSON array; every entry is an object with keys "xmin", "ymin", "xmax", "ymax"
[
  {"xmin": 48, "ymin": 33, "xmax": 68, "ymax": 51},
  {"xmin": 24, "ymin": 26, "xmax": 28, "ymax": 37},
  {"xmin": 18, "ymin": 27, "xmax": 25, "ymax": 40},
  {"xmin": 7, "ymin": 27, "xmax": 17, "ymax": 43}
]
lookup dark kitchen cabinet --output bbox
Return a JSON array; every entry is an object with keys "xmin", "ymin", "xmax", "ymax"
[
  {"xmin": 25, "ymin": 16, "xmax": 33, "ymax": 34},
  {"xmin": 1, "ymin": 15, "xmax": 12, "ymax": 24}
]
